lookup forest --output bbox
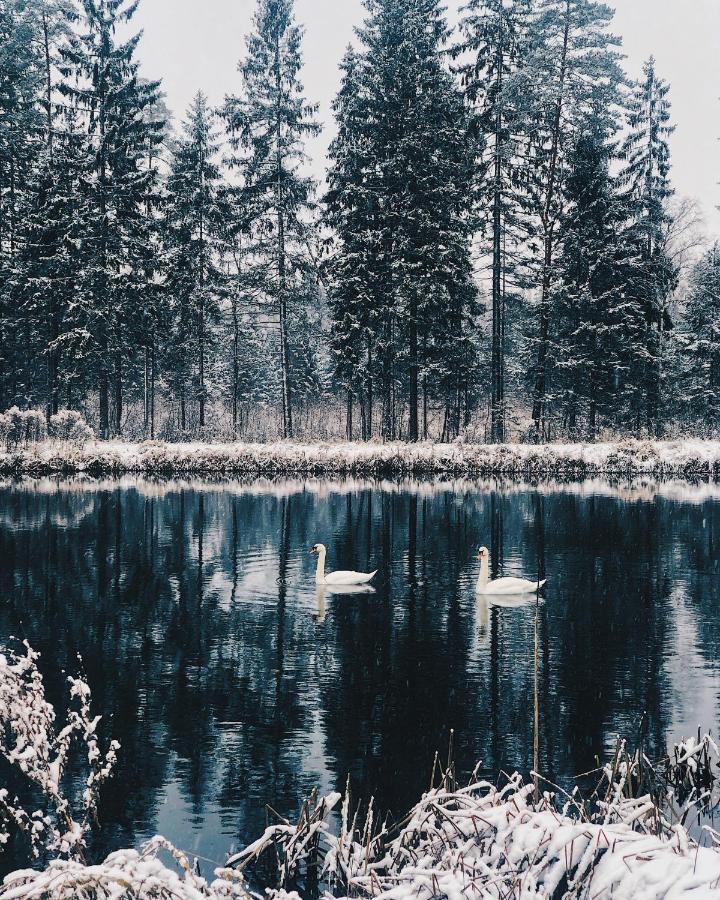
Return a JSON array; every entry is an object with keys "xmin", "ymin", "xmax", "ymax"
[{"xmin": 0, "ymin": 0, "xmax": 718, "ymax": 445}]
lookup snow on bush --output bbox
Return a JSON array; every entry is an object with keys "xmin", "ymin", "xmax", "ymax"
[
  {"xmin": 0, "ymin": 642, "xmax": 119, "ymax": 860},
  {"xmin": 0, "ymin": 408, "xmax": 47, "ymax": 451},
  {"xmin": 1, "ymin": 642, "xmax": 720, "ymax": 899},
  {"xmin": 6, "ymin": 437, "xmax": 720, "ymax": 477},
  {"xmin": 48, "ymin": 409, "xmax": 94, "ymax": 446}
]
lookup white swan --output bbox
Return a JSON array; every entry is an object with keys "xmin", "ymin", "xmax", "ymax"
[
  {"xmin": 310, "ymin": 543, "xmax": 377, "ymax": 586},
  {"xmin": 475, "ymin": 546, "xmax": 546, "ymax": 595}
]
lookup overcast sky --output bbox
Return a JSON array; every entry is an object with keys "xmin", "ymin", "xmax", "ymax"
[{"xmin": 131, "ymin": 0, "xmax": 720, "ymax": 236}]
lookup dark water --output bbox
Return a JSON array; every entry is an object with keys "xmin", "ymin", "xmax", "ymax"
[{"xmin": 1, "ymin": 476, "xmax": 719, "ymax": 871}]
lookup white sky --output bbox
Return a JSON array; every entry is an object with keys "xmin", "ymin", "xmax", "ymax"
[{"xmin": 130, "ymin": 0, "xmax": 720, "ymax": 237}]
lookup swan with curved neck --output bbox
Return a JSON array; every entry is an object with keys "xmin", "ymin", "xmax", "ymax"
[
  {"xmin": 475, "ymin": 546, "xmax": 546, "ymax": 595},
  {"xmin": 310, "ymin": 543, "xmax": 377, "ymax": 586}
]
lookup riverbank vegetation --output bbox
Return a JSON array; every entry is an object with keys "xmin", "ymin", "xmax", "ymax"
[
  {"xmin": 0, "ymin": 0, "xmax": 717, "ymax": 444},
  {"xmin": 6, "ymin": 435, "xmax": 720, "ymax": 478},
  {"xmin": 1, "ymin": 641, "xmax": 719, "ymax": 899}
]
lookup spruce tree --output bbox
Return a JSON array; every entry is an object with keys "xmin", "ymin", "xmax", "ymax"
[
  {"xmin": 327, "ymin": 0, "xmax": 478, "ymax": 441},
  {"xmin": 683, "ymin": 245, "xmax": 720, "ymax": 431},
  {"xmin": 552, "ymin": 117, "xmax": 645, "ymax": 436},
  {"xmin": 455, "ymin": 0, "xmax": 533, "ymax": 442},
  {"xmin": 223, "ymin": 0, "xmax": 320, "ymax": 439},
  {"xmin": 325, "ymin": 46, "xmax": 379, "ymax": 439},
  {"xmin": 0, "ymin": 0, "xmax": 46, "ymax": 406},
  {"xmin": 520, "ymin": 0, "xmax": 623, "ymax": 439},
  {"xmin": 58, "ymin": 0, "xmax": 164, "ymax": 437},
  {"xmin": 620, "ymin": 56, "xmax": 677, "ymax": 434},
  {"xmin": 164, "ymin": 92, "xmax": 225, "ymax": 433}
]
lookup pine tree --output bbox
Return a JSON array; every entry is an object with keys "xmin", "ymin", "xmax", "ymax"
[
  {"xmin": 620, "ymin": 56, "xmax": 677, "ymax": 434},
  {"xmin": 164, "ymin": 92, "xmax": 225, "ymax": 433},
  {"xmin": 327, "ymin": 0, "xmax": 478, "ymax": 442},
  {"xmin": 520, "ymin": 0, "xmax": 623, "ymax": 439},
  {"xmin": 0, "ymin": 0, "xmax": 47, "ymax": 406},
  {"xmin": 552, "ymin": 116, "xmax": 645, "ymax": 436},
  {"xmin": 58, "ymin": 0, "xmax": 164, "ymax": 437},
  {"xmin": 681, "ymin": 245, "xmax": 720, "ymax": 431},
  {"xmin": 455, "ymin": 0, "xmax": 532, "ymax": 442},
  {"xmin": 18, "ymin": 1, "xmax": 86, "ymax": 416},
  {"xmin": 325, "ymin": 46, "xmax": 379, "ymax": 439},
  {"xmin": 223, "ymin": 0, "xmax": 320, "ymax": 439}
]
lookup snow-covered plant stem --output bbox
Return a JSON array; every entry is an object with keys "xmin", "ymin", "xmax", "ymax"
[{"xmin": 0, "ymin": 641, "xmax": 119, "ymax": 860}]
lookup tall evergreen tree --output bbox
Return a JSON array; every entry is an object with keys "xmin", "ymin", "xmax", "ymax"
[
  {"xmin": 58, "ymin": 0, "xmax": 164, "ymax": 437},
  {"xmin": 0, "ymin": 0, "xmax": 46, "ymax": 406},
  {"xmin": 683, "ymin": 244, "xmax": 720, "ymax": 431},
  {"xmin": 520, "ymin": 0, "xmax": 623, "ymax": 439},
  {"xmin": 620, "ymin": 56, "xmax": 677, "ymax": 433},
  {"xmin": 328, "ymin": 0, "xmax": 478, "ymax": 441},
  {"xmin": 164, "ymin": 92, "xmax": 225, "ymax": 433},
  {"xmin": 455, "ymin": 0, "xmax": 532, "ymax": 442},
  {"xmin": 223, "ymin": 0, "xmax": 320, "ymax": 439},
  {"xmin": 552, "ymin": 117, "xmax": 645, "ymax": 435},
  {"xmin": 326, "ymin": 46, "xmax": 379, "ymax": 439}
]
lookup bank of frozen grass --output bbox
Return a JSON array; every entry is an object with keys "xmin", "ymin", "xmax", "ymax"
[
  {"xmin": 2, "ymin": 643, "xmax": 720, "ymax": 899},
  {"xmin": 4, "ymin": 437, "xmax": 720, "ymax": 478}
]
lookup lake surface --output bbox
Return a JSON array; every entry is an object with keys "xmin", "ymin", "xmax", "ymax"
[{"xmin": 1, "ymin": 476, "xmax": 719, "ymax": 872}]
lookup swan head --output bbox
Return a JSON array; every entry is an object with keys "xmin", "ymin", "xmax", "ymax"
[
  {"xmin": 310, "ymin": 543, "xmax": 326, "ymax": 556},
  {"xmin": 476, "ymin": 546, "xmax": 489, "ymax": 561}
]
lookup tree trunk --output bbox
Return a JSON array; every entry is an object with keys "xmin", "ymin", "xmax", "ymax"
[
  {"xmin": 47, "ymin": 296, "xmax": 59, "ymax": 419},
  {"xmin": 144, "ymin": 345, "xmax": 150, "ymax": 434},
  {"xmin": 346, "ymin": 390, "xmax": 353, "ymax": 440},
  {"xmin": 99, "ymin": 354, "xmax": 109, "ymax": 440},
  {"xmin": 531, "ymin": 0, "xmax": 571, "ymax": 442},
  {"xmin": 366, "ymin": 341, "xmax": 373, "ymax": 439},
  {"xmin": 408, "ymin": 295, "xmax": 419, "ymax": 441},
  {"xmin": 276, "ymin": 36, "xmax": 292, "ymax": 440},
  {"xmin": 198, "ymin": 296, "xmax": 205, "ymax": 429},
  {"xmin": 232, "ymin": 292, "xmax": 240, "ymax": 434},
  {"xmin": 490, "ymin": 28, "xmax": 505, "ymax": 443},
  {"xmin": 113, "ymin": 351, "xmax": 122, "ymax": 437},
  {"xmin": 150, "ymin": 338, "xmax": 155, "ymax": 439}
]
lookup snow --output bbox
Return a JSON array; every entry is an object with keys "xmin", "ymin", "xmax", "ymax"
[
  {"xmin": 4, "ymin": 437, "xmax": 720, "ymax": 477},
  {"xmin": 5, "ymin": 778, "xmax": 719, "ymax": 899}
]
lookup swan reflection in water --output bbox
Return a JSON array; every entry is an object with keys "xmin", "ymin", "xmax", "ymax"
[
  {"xmin": 487, "ymin": 592, "xmax": 544, "ymax": 609},
  {"xmin": 314, "ymin": 583, "xmax": 376, "ymax": 623}
]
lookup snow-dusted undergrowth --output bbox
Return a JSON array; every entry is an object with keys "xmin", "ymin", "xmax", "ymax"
[
  {"xmin": 4, "ymin": 437, "xmax": 720, "ymax": 478},
  {"xmin": 2, "ymin": 643, "xmax": 720, "ymax": 899}
]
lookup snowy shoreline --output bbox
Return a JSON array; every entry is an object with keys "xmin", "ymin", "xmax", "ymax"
[
  {"xmin": 4, "ymin": 770, "xmax": 720, "ymax": 900},
  {"xmin": 3, "ymin": 437, "xmax": 720, "ymax": 478}
]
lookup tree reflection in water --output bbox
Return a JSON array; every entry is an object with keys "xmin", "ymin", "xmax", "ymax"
[{"xmin": 0, "ymin": 477, "xmax": 718, "ymax": 873}]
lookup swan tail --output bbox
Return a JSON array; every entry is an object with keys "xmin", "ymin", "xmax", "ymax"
[{"xmin": 537, "ymin": 579, "xmax": 547, "ymax": 589}]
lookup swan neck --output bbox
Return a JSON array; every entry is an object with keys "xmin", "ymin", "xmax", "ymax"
[
  {"xmin": 476, "ymin": 555, "xmax": 489, "ymax": 591},
  {"xmin": 315, "ymin": 547, "xmax": 326, "ymax": 584}
]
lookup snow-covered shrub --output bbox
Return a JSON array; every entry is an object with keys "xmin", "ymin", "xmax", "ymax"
[
  {"xmin": 226, "ymin": 740, "xmax": 720, "ymax": 900},
  {"xmin": 0, "ymin": 838, "xmax": 251, "ymax": 900},
  {"xmin": 48, "ymin": 409, "xmax": 94, "ymax": 446},
  {"xmin": 22, "ymin": 409, "xmax": 47, "ymax": 445},
  {"xmin": 0, "ymin": 641, "xmax": 250, "ymax": 899},
  {"xmin": 2, "ymin": 406, "xmax": 26, "ymax": 451},
  {"xmin": 0, "ymin": 641, "xmax": 119, "ymax": 860}
]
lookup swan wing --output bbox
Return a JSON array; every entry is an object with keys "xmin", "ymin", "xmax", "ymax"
[
  {"xmin": 483, "ymin": 576, "xmax": 544, "ymax": 595},
  {"xmin": 325, "ymin": 569, "xmax": 377, "ymax": 585}
]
